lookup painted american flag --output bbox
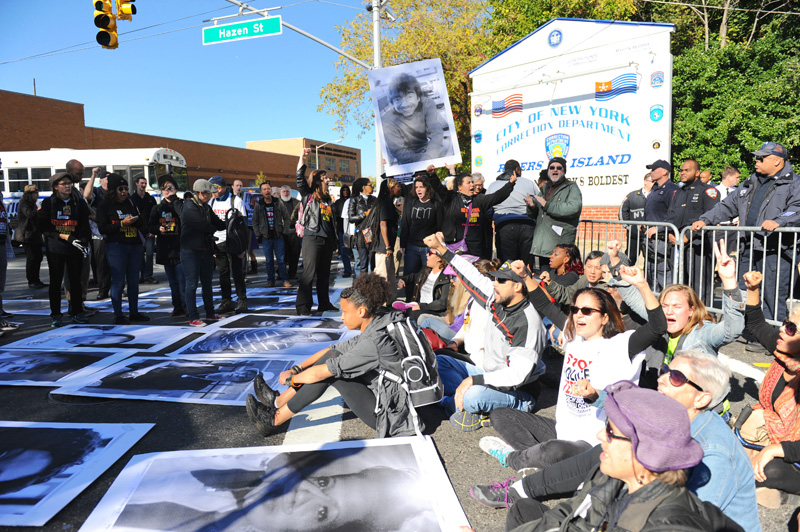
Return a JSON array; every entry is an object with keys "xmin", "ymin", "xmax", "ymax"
[
  {"xmin": 491, "ymin": 94, "xmax": 523, "ymax": 118},
  {"xmin": 594, "ymin": 73, "xmax": 638, "ymax": 101}
]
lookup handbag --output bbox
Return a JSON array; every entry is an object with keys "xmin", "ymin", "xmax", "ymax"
[
  {"xmin": 447, "ymin": 202, "xmax": 473, "ymax": 253},
  {"xmin": 295, "ymin": 196, "xmax": 313, "ymax": 238}
]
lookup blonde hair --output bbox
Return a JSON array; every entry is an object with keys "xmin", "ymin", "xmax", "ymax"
[{"xmin": 659, "ymin": 285, "xmax": 715, "ymax": 336}]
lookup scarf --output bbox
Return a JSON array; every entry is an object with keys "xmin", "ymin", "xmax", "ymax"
[{"xmin": 754, "ymin": 354, "xmax": 800, "ymax": 443}]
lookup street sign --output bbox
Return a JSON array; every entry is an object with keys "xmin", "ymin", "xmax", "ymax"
[{"xmin": 202, "ymin": 17, "xmax": 282, "ymax": 45}]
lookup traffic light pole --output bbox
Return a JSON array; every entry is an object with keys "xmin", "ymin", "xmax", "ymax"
[{"xmin": 215, "ymin": 0, "xmax": 384, "ymax": 181}]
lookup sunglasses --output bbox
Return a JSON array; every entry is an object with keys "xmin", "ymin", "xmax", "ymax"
[
  {"xmin": 117, "ymin": 186, "xmax": 129, "ymax": 192},
  {"xmin": 659, "ymin": 364, "xmax": 704, "ymax": 392},
  {"xmin": 755, "ymin": 155, "xmax": 767, "ymax": 162},
  {"xmin": 162, "ymin": 185, "xmax": 175, "ymax": 192},
  {"xmin": 569, "ymin": 306, "xmax": 602, "ymax": 316},
  {"xmin": 782, "ymin": 319, "xmax": 798, "ymax": 336},
  {"xmin": 605, "ymin": 422, "xmax": 632, "ymax": 443},
  {"xmin": 549, "ymin": 165, "xmax": 564, "ymax": 170}
]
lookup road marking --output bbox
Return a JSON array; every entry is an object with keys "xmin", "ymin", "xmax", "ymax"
[
  {"xmin": 753, "ymin": 362, "xmax": 772, "ymax": 368},
  {"xmin": 283, "ymin": 387, "xmax": 344, "ymax": 445},
  {"xmin": 719, "ymin": 353, "xmax": 765, "ymax": 384}
]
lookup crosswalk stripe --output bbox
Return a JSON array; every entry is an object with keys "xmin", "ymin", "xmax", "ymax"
[
  {"xmin": 282, "ymin": 387, "xmax": 344, "ymax": 445},
  {"xmin": 719, "ymin": 353, "xmax": 765, "ymax": 384}
]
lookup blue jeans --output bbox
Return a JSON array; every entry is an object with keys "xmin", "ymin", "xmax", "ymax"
[
  {"xmin": 106, "ymin": 242, "xmax": 143, "ymax": 317},
  {"xmin": 338, "ymin": 232, "xmax": 353, "ymax": 275},
  {"xmin": 420, "ymin": 315, "xmax": 458, "ymax": 342},
  {"xmin": 404, "ymin": 244, "xmax": 429, "ymax": 277},
  {"xmin": 436, "ymin": 354, "xmax": 535, "ymax": 415},
  {"xmin": 181, "ymin": 248, "xmax": 215, "ymax": 321},
  {"xmin": 261, "ymin": 238, "xmax": 288, "ymax": 283},
  {"xmin": 164, "ymin": 262, "xmax": 186, "ymax": 311}
]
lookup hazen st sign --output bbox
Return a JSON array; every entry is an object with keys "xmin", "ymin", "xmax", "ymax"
[{"xmin": 202, "ymin": 17, "xmax": 282, "ymax": 46}]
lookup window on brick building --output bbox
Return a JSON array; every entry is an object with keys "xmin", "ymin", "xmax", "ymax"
[
  {"xmin": 339, "ymin": 159, "xmax": 350, "ymax": 173},
  {"xmin": 324, "ymin": 157, "xmax": 336, "ymax": 172}
]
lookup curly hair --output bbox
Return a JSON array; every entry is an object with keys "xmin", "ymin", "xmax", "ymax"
[{"xmin": 342, "ymin": 273, "xmax": 391, "ymax": 316}]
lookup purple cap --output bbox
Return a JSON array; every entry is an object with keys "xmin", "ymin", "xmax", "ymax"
[
  {"xmin": 603, "ymin": 380, "xmax": 703, "ymax": 473},
  {"xmin": 752, "ymin": 142, "xmax": 788, "ymax": 159},
  {"xmin": 646, "ymin": 159, "xmax": 671, "ymax": 172}
]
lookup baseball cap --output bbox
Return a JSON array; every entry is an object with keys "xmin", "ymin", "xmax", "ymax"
[
  {"xmin": 193, "ymin": 179, "xmax": 215, "ymax": 193},
  {"xmin": 208, "ymin": 175, "xmax": 226, "ymax": 187},
  {"xmin": 23, "ymin": 184, "xmax": 39, "ymax": 193},
  {"xmin": 646, "ymin": 160, "xmax": 671, "ymax": 172},
  {"xmin": 488, "ymin": 261, "xmax": 526, "ymax": 284},
  {"xmin": 752, "ymin": 142, "xmax": 788, "ymax": 159}
]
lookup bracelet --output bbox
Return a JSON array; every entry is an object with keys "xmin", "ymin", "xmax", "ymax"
[
  {"xmin": 290, "ymin": 375, "xmax": 301, "ymax": 388},
  {"xmin": 291, "ymin": 365, "xmax": 303, "ymax": 375}
]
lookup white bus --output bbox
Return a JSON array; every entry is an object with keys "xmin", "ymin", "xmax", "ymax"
[{"xmin": 0, "ymin": 147, "xmax": 189, "ymax": 218}]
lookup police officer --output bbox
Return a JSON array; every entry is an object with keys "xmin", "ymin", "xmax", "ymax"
[
  {"xmin": 619, "ymin": 173, "xmax": 653, "ymax": 262},
  {"xmin": 643, "ymin": 160, "xmax": 680, "ymax": 291},
  {"xmin": 667, "ymin": 160, "xmax": 720, "ymax": 303}
]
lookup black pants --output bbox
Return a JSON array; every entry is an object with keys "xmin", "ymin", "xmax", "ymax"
[
  {"xmin": 739, "ymin": 242, "xmax": 793, "ymax": 322},
  {"xmin": 759, "ymin": 458, "xmax": 800, "ymax": 494},
  {"xmin": 491, "ymin": 408, "xmax": 593, "ymax": 470},
  {"xmin": 23, "ymin": 242, "xmax": 43, "ymax": 284},
  {"xmin": 505, "ymin": 498, "xmax": 549, "ymax": 532},
  {"xmin": 496, "ymin": 221, "xmax": 535, "ymax": 264},
  {"xmin": 283, "ymin": 232, "xmax": 302, "ymax": 279},
  {"xmin": 285, "ymin": 352, "xmax": 377, "ymax": 429},
  {"xmin": 47, "ymin": 251, "xmax": 83, "ymax": 317},
  {"xmin": 92, "ymin": 238, "xmax": 111, "ymax": 296},
  {"xmin": 521, "ymin": 444, "xmax": 601, "ymax": 499},
  {"xmin": 297, "ymin": 235, "xmax": 335, "ymax": 314},
  {"xmin": 214, "ymin": 242, "xmax": 246, "ymax": 302}
]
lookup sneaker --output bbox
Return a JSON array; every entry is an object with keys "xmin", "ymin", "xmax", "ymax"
[
  {"xmin": 82, "ymin": 305, "xmax": 98, "ymax": 317},
  {"xmin": 189, "ymin": 319, "xmax": 207, "ymax": 327},
  {"xmin": 253, "ymin": 373, "xmax": 277, "ymax": 408},
  {"xmin": 51, "ymin": 317, "xmax": 63, "ymax": 328},
  {"xmin": 113, "ymin": 315, "xmax": 130, "ymax": 325},
  {"xmin": 517, "ymin": 467, "xmax": 540, "ymax": 478},
  {"xmin": 171, "ymin": 307, "xmax": 187, "ymax": 317},
  {"xmin": 246, "ymin": 394, "xmax": 280, "ymax": 437},
  {"xmin": 29, "ymin": 281, "xmax": 48, "ymax": 289},
  {"xmin": 235, "ymin": 299, "xmax": 248, "ymax": 313},
  {"xmin": 479, "ymin": 436, "xmax": 514, "ymax": 467},
  {"xmin": 469, "ymin": 478, "xmax": 520, "ymax": 509},
  {"xmin": 0, "ymin": 319, "xmax": 19, "ymax": 331},
  {"xmin": 343, "ymin": 272, "xmax": 352, "ymax": 278},
  {"xmin": 144, "ymin": 277, "xmax": 158, "ymax": 284},
  {"xmin": 216, "ymin": 299, "xmax": 236, "ymax": 314},
  {"xmin": 129, "ymin": 313, "xmax": 150, "ymax": 322},
  {"xmin": 69, "ymin": 314, "xmax": 88, "ymax": 325},
  {"xmin": 96, "ymin": 292, "xmax": 109, "ymax": 300},
  {"xmin": 0, "ymin": 311, "xmax": 13, "ymax": 319},
  {"xmin": 207, "ymin": 314, "xmax": 223, "ymax": 321},
  {"xmin": 450, "ymin": 411, "xmax": 489, "ymax": 432},
  {"xmin": 282, "ymin": 281, "xmax": 292, "ymax": 288}
]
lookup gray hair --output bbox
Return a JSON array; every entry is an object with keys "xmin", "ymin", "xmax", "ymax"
[
  {"xmin": 672, "ymin": 349, "xmax": 731, "ymax": 409},
  {"xmin": 281, "ymin": 185, "xmax": 291, "ymax": 191},
  {"xmin": 471, "ymin": 172, "xmax": 484, "ymax": 182}
]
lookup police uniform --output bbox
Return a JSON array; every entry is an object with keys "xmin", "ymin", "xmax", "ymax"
[
  {"xmin": 619, "ymin": 188, "xmax": 647, "ymax": 261},
  {"xmin": 644, "ymin": 179, "xmax": 680, "ymax": 291}
]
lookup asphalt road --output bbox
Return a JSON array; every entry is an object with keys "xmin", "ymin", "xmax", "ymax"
[{"xmin": 0, "ymin": 252, "xmax": 796, "ymax": 532}]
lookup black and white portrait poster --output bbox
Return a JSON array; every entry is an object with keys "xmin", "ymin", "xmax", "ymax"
[
  {"xmin": 369, "ymin": 58, "xmax": 461, "ymax": 176},
  {"xmin": 79, "ymin": 437, "xmax": 468, "ymax": 532},
  {"xmin": 53, "ymin": 356, "xmax": 297, "ymax": 406},
  {"xmin": 177, "ymin": 328, "xmax": 356, "ymax": 357},
  {"xmin": 4, "ymin": 325, "xmax": 194, "ymax": 353},
  {"xmin": 211, "ymin": 314, "xmax": 347, "ymax": 331},
  {"xmin": 0, "ymin": 349, "xmax": 132, "ymax": 387},
  {"xmin": 0, "ymin": 421, "xmax": 153, "ymax": 527}
]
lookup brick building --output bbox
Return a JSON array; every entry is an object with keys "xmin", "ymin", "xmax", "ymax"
[{"xmin": 0, "ymin": 89, "xmax": 361, "ymax": 190}]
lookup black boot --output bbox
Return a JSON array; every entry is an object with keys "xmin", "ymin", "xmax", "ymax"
[{"xmin": 246, "ymin": 395, "xmax": 280, "ymax": 437}]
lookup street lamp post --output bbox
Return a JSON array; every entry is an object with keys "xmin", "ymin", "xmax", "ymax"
[{"xmin": 315, "ymin": 139, "xmax": 343, "ymax": 170}]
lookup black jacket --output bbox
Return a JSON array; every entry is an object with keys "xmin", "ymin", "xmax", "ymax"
[
  {"xmin": 252, "ymin": 197, "xmax": 287, "ymax": 240},
  {"xmin": 348, "ymin": 193, "xmax": 378, "ymax": 227},
  {"xmin": 131, "ymin": 191, "xmax": 157, "ymax": 234},
  {"xmin": 667, "ymin": 179, "xmax": 719, "ymax": 231},
  {"xmin": 37, "ymin": 195, "xmax": 91, "ymax": 255},
  {"xmin": 96, "ymin": 198, "xmax": 144, "ymax": 245},
  {"xmin": 147, "ymin": 197, "xmax": 184, "ymax": 264},
  {"xmin": 403, "ymin": 268, "xmax": 451, "ymax": 315},
  {"xmin": 179, "ymin": 196, "xmax": 226, "ymax": 251}
]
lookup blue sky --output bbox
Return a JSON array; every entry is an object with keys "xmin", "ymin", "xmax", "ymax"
[{"xmin": 0, "ymin": 0, "xmax": 379, "ymax": 176}]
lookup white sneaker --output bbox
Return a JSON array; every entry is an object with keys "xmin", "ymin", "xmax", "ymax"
[{"xmin": 479, "ymin": 436, "xmax": 515, "ymax": 467}]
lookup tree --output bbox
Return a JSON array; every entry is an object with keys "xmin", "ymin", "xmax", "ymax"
[{"xmin": 318, "ymin": 0, "xmax": 496, "ymax": 174}]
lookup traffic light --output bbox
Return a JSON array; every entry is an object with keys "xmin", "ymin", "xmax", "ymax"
[
  {"xmin": 94, "ymin": 0, "xmax": 117, "ymax": 49},
  {"xmin": 116, "ymin": 0, "xmax": 136, "ymax": 21}
]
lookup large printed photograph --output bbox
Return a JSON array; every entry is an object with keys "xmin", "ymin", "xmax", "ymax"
[
  {"xmin": 369, "ymin": 58, "xmax": 461, "ymax": 176},
  {"xmin": 79, "ymin": 437, "xmax": 468, "ymax": 532},
  {"xmin": 0, "ymin": 349, "xmax": 132, "ymax": 387},
  {"xmin": 178, "ymin": 328, "xmax": 355, "ymax": 357},
  {"xmin": 3, "ymin": 324, "xmax": 194, "ymax": 353}
]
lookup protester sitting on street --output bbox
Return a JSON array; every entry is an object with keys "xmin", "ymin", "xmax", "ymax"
[
  {"xmin": 463, "ymin": 381, "xmax": 745, "ymax": 532},
  {"xmin": 180, "ymin": 179, "xmax": 226, "ymax": 327},
  {"xmin": 478, "ymin": 262, "xmax": 664, "ymax": 474},
  {"xmin": 741, "ymin": 269, "xmax": 800, "ymax": 508},
  {"xmin": 96, "ymin": 173, "xmax": 148, "ymax": 325},
  {"xmin": 16, "ymin": 185, "xmax": 46, "ymax": 289},
  {"xmin": 610, "ymin": 239, "xmax": 744, "ymax": 390},
  {"xmin": 396, "ymin": 245, "xmax": 448, "ymax": 315},
  {"xmin": 252, "ymin": 181, "xmax": 291, "ymax": 288},
  {"xmin": 38, "ymin": 173, "xmax": 92, "ymax": 328},
  {"xmin": 540, "ymin": 250, "xmax": 614, "ymax": 306},
  {"xmin": 295, "ymin": 148, "xmax": 339, "ymax": 316},
  {"xmin": 471, "ymin": 350, "xmax": 761, "ymax": 532},
  {"xmin": 247, "ymin": 273, "xmax": 423, "ymax": 438},
  {"xmin": 536, "ymin": 243, "xmax": 582, "ymax": 306},
  {"xmin": 424, "ymin": 233, "xmax": 547, "ymax": 432},
  {"xmin": 147, "ymin": 175, "xmax": 185, "ymax": 317}
]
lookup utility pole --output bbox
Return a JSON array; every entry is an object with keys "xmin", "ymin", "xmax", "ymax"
[{"xmin": 372, "ymin": 0, "xmax": 382, "ymax": 184}]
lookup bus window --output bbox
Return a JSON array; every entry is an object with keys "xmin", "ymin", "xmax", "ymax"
[
  {"xmin": 8, "ymin": 169, "xmax": 29, "ymax": 193},
  {"xmin": 31, "ymin": 168, "xmax": 51, "ymax": 192},
  {"xmin": 152, "ymin": 163, "xmax": 188, "ymax": 191},
  {"xmin": 130, "ymin": 166, "xmax": 145, "ymax": 185},
  {"xmin": 171, "ymin": 166, "xmax": 189, "ymax": 191}
]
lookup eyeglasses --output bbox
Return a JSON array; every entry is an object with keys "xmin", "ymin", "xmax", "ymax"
[
  {"xmin": 605, "ymin": 422, "xmax": 632, "ymax": 443},
  {"xmin": 117, "ymin": 186, "xmax": 129, "ymax": 192},
  {"xmin": 162, "ymin": 186, "xmax": 175, "ymax": 192},
  {"xmin": 659, "ymin": 364, "xmax": 704, "ymax": 392},
  {"xmin": 782, "ymin": 319, "xmax": 798, "ymax": 336},
  {"xmin": 569, "ymin": 306, "xmax": 602, "ymax": 316},
  {"xmin": 549, "ymin": 165, "xmax": 564, "ymax": 170}
]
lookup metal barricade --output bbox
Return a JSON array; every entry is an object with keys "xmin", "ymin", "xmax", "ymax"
[
  {"xmin": 577, "ymin": 219, "xmax": 680, "ymax": 292},
  {"xmin": 678, "ymin": 225, "xmax": 800, "ymax": 325}
]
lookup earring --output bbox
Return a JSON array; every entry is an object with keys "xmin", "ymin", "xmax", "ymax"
[{"xmin": 637, "ymin": 475, "xmax": 644, "ymax": 485}]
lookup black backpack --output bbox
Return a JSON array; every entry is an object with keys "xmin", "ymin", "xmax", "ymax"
[
  {"xmin": 356, "ymin": 199, "xmax": 381, "ymax": 250},
  {"xmin": 224, "ymin": 203, "xmax": 249, "ymax": 256},
  {"xmin": 374, "ymin": 314, "xmax": 444, "ymax": 437}
]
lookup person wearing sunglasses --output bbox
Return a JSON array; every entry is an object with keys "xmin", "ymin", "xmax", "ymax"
[
  {"xmin": 523, "ymin": 156, "xmax": 582, "ymax": 270},
  {"xmin": 396, "ymin": 247, "xmax": 450, "ymax": 323},
  {"xmin": 464, "ymin": 381, "xmax": 744, "ymax": 532},
  {"xmin": 96, "ymin": 173, "xmax": 148, "ymax": 325},
  {"xmin": 693, "ymin": 141, "xmax": 800, "ymax": 322},
  {"xmin": 147, "ymin": 175, "xmax": 186, "ymax": 317},
  {"xmin": 740, "ymin": 269, "xmax": 800, "ymax": 507},
  {"xmin": 476, "ymin": 262, "xmax": 665, "ymax": 476}
]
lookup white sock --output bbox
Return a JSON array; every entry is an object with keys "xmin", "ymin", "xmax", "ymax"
[{"xmin": 512, "ymin": 480, "xmax": 528, "ymax": 498}]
